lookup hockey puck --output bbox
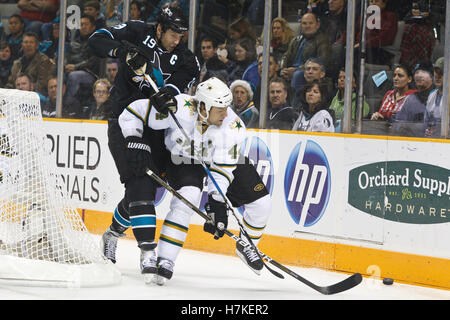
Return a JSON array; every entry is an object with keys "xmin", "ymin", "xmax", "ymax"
[{"xmin": 383, "ymin": 278, "xmax": 394, "ymax": 285}]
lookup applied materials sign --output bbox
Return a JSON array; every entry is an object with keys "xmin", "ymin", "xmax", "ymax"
[{"xmin": 348, "ymin": 161, "xmax": 450, "ymax": 224}]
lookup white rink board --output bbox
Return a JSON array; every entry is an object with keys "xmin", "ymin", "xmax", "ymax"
[{"xmin": 43, "ymin": 121, "xmax": 450, "ymax": 260}]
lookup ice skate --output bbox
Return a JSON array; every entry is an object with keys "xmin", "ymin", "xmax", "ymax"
[
  {"xmin": 154, "ymin": 258, "xmax": 174, "ymax": 286},
  {"xmin": 235, "ymin": 240, "xmax": 263, "ymax": 275},
  {"xmin": 101, "ymin": 227, "xmax": 125, "ymax": 264},
  {"xmin": 140, "ymin": 248, "xmax": 158, "ymax": 283}
]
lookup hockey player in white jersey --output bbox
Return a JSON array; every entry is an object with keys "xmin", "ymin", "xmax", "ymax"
[{"xmin": 118, "ymin": 77, "xmax": 272, "ymax": 284}]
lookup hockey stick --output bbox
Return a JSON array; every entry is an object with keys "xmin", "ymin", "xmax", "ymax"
[
  {"xmin": 146, "ymin": 168, "xmax": 363, "ymax": 295},
  {"xmin": 142, "ymin": 73, "xmax": 284, "ymax": 279}
]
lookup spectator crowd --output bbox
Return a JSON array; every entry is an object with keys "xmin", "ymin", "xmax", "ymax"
[{"xmin": 0, "ymin": 0, "xmax": 447, "ymax": 137}]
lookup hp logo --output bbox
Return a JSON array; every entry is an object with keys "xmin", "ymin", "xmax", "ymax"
[{"xmin": 284, "ymin": 140, "xmax": 331, "ymax": 227}]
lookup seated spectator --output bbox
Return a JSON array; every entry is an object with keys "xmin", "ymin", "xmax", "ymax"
[
  {"xmin": 266, "ymin": 77, "xmax": 297, "ymax": 130},
  {"xmin": 292, "ymin": 79, "xmax": 335, "ymax": 132},
  {"xmin": 65, "ymin": 15, "xmax": 101, "ymax": 107},
  {"xmin": 7, "ymin": 32, "xmax": 54, "ymax": 95},
  {"xmin": 227, "ymin": 17, "xmax": 257, "ymax": 48},
  {"xmin": 319, "ymin": 0, "xmax": 347, "ymax": 79},
  {"xmin": 279, "ymin": 12, "xmax": 330, "ymax": 91},
  {"xmin": 89, "ymin": 78, "xmax": 112, "ymax": 120},
  {"xmin": 252, "ymin": 53, "xmax": 280, "ymax": 108},
  {"xmin": 84, "ymin": 0, "xmax": 107, "ymax": 30},
  {"xmin": 222, "ymin": 38, "xmax": 256, "ymax": 84},
  {"xmin": 17, "ymin": 0, "xmax": 59, "ymax": 40},
  {"xmin": 393, "ymin": 61, "xmax": 435, "ymax": 123},
  {"xmin": 230, "ymin": 79, "xmax": 259, "ymax": 128},
  {"xmin": 0, "ymin": 42, "xmax": 13, "ymax": 87},
  {"xmin": 371, "ymin": 64, "xmax": 416, "ymax": 121},
  {"xmin": 14, "ymin": 72, "xmax": 47, "ymax": 106},
  {"xmin": 399, "ymin": 2, "xmax": 435, "ymax": 70},
  {"xmin": 329, "ymin": 68, "xmax": 370, "ymax": 131},
  {"xmin": 424, "ymin": 57, "xmax": 444, "ymax": 137},
  {"xmin": 38, "ymin": 21, "xmax": 68, "ymax": 61},
  {"xmin": 41, "ymin": 76, "xmax": 81, "ymax": 118},
  {"xmin": 104, "ymin": 58, "xmax": 119, "ymax": 84},
  {"xmin": 265, "ymin": 17, "xmax": 294, "ymax": 65},
  {"xmin": 130, "ymin": 0, "xmax": 148, "ymax": 21},
  {"xmin": 198, "ymin": 36, "xmax": 227, "ymax": 83},
  {"xmin": 292, "ymin": 57, "xmax": 334, "ymax": 108},
  {"xmin": 5, "ymin": 14, "xmax": 25, "ymax": 60},
  {"xmin": 217, "ymin": 17, "xmax": 256, "ymax": 64}
]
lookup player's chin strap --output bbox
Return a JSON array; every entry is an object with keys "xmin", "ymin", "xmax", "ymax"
[{"xmin": 142, "ymin": 73, "xmax": 283, "ymax": 279}]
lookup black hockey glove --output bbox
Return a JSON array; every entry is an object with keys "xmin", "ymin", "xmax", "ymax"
[
  {"xmin": 113, "ymin": 44, "xmax": 147, "ymax": 75},
  {"xmin": 150, "ymin": 87, "xmax": 178, "ymax": 116},
  {"xmin": 125, "ymin": 136, "xmax": 151, "ymax": 176},
  {"xmin": 203, "ymin": 195, "xmax": 228, "ymax": 240}
]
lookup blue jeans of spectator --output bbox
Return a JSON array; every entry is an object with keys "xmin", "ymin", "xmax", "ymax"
[
  {"xmin": 40, "ymin": 22, "xmax": 54, "ymax": 41},
  {"xmin": 291, "ymin": 68, "xmax": 306, "ymax": 92}
]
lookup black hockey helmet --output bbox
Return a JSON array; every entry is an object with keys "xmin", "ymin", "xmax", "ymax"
[{"xmin": 157, "ymin": 6, "xmax": 188, "ymax": 34}]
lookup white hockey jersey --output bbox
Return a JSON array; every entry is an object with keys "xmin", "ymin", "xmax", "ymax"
[
  {"xmin": 119, "ymin": 94, "xmax": 247, "ymax": 193},
  {"xmin": 292, "ymin": 109, "xmax": 335, "ymax": 132}
]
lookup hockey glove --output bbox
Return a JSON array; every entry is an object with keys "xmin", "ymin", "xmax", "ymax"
[
  {"xmin": 125, "ymin": 136, "xmax": 151, "ymax": 176},
  {"xmin": 203, "ymin": 195, "xmax": 228, "ymax": 240},
  {"xmin": 150, "ymin": 87, "xmax": 177, "ymax": 116},
  {"xmin": 113, "ymin": 45, "xmax": 147, "ymax": 76}
]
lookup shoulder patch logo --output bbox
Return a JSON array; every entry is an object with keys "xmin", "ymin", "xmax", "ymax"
[
  {"xmin": 230, "ymin": 118, "xmax": 243, "ymax": 130},
  {"xmin": 254, "ymin": 183, "xmax": 265, "ymax": 192},
  {"xmin": 184, "ymin": 99, "xmax": 196, "ymax": 115}
]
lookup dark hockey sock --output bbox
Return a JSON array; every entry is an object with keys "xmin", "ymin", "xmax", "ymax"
[
  {"xmin": 111, "ymin": 198, "xmax": 130, "ymax": 234},
  {"xmin": 129, "ymin": 200, "xmax": 157, "ymax": 245}
]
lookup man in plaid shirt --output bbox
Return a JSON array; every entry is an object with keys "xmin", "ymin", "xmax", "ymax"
[{"xmin": 399, "ymin": 5, "xmax": 436, "ymax": 70}]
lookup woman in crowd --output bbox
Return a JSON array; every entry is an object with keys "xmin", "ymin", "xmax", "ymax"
[
  {"xmin": 265, "ymin": 17, "xmax": 294, "ymax": 65},
  {"xmin": 221, "ymin": 38, "xmax": 257, "ymax": 84},
  {"xmin": 292, "ymin": 79, "xmax": 335, "ymax": 132},
  {"xmin": 230, "ymin": 79, "xmax": 259, "ymax": 128},
  {"xmin": 371, "ymin": 64, "xmax": 416, "ymax": 121},
  {"xmin": 89, "ymin": 78, "xmax": 112, "ymax": 120}
]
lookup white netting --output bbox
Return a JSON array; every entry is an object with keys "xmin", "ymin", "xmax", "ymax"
[{"xmin": 0, "ymin": 89, "xmax": 120, "ymax": 287}]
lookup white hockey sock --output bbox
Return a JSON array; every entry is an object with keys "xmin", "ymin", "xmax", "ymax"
[
  {"xmin": 158, "ymin": 186, "xmax": 201, "ymax": 262},
  {"xmin": 241, "ymin": 194, "xmax": 272, "ymax": 246}
]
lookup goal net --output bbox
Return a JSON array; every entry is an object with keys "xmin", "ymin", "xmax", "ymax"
[{"xmin": 0, "ymin": 89, "xmax": 120, "ymax": 287}]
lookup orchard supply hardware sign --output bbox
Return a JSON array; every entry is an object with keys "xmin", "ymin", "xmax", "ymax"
[{"xmin": 348, "ymin": 161, "xmax": 450, "ymax": 224}]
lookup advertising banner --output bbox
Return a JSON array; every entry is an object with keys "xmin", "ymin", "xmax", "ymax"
[{"xmin": 43, "ymin": 121, "xmax": 450, "ymax": 261}]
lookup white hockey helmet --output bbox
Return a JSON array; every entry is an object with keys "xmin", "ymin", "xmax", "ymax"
[{"xmin": 195, "ymin": 77, "xmax": 232, "ymax": 121}]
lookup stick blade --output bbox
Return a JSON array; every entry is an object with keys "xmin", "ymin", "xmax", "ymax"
[{"xmin": 319, "ymin": 273, "xmax": 363, "ymax": 295}]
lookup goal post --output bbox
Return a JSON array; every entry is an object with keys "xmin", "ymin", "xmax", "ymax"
[{"xmin": 0, "ymin": 89, "xmax": 121, "ymax": 287}]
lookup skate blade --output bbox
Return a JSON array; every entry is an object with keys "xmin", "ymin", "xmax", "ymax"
[
  {"xmin": 155, "ymin": 275, "xmax": 167, "ymax": 286},
  {"xmin": 235, "ymin": 249, "xmax": 262, "ymax": 276},
  {"xmin": 143, "ymin": 273, "xmax": 157, "ymax": 285}
]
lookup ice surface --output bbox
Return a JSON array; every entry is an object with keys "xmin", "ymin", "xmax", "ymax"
[{"xmin": 0, "ymin": 237, "xmax": 449, "ymax": 301}]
